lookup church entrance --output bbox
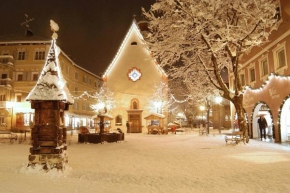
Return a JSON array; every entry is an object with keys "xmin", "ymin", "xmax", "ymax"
[{"xmin": 127, "ymin": 110, "xmax": 143, "ymax": 133}]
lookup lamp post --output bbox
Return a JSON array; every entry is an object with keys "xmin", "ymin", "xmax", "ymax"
[
  {"xmin": 200, "ymin": 105, "xmax": 205, "ymax": 126},
  {"xmin": 215, "ymin": 97, "xmax": 223, "ymax": 134}
]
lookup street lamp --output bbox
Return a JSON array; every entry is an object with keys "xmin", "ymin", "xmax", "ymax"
[
  {"xmin": 200, "ymin": 105, "xmax": 205, "ymax": 126},
  {"xmin": 154, "ymin": 101, "xmax": 162, "ymax": 114},
  {"xmin": 215, "ymin": 96, "xmax": 223, "ymax": 134}
]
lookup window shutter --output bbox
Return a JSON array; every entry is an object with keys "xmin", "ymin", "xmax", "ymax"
[
  {"xmin": 25, "ymin": 50, "xmax": 29, "ymax": 60},
  {"xmin": 26, "ymin": 72, "xmax": 31, "ymax": 81},
  {"xmin": 22, "ymin": 72, "xmax": 27, "ymax": 81},
  {"xmin": 13, "ymin": 51, "xmax": 18, "ymax": 60}
]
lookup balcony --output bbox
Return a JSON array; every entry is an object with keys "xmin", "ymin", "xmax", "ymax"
[
  {"xmin": 0, "ymin": 78, "xmax": 13, "ymax": 87},
  {"xmin": 0, "ymin": 55, "xmax": 14, "ymax": 66}
]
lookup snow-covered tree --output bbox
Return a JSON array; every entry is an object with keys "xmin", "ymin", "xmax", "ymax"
[
  {"xmin": 91, "ymin": 84, "xmax": 116, "ymax": 115},
  {"xmin": 143, "ymin": 0, "xmax": 280, "ymax": 142},
  {"xmin": 147, "ymin": 81, "xmax": 173, "ymax": 114}
]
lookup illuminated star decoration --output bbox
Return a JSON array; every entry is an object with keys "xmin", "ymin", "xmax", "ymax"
[{"xmin": 127, "ymin": 67, "xmax": 142, "ymax": 82}]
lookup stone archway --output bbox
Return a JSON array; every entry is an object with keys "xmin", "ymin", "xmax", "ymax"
[
  {"xmin": 279, "ymin": 95, "xmax": 290, "ymax": 142},
  {"xmin": 251, "ymin": 102, "xmax": 274, "ymax": 140}
]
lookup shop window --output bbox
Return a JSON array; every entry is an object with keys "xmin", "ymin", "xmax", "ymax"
[{"xmin": 115, "ymin": 115, "xmax": 122, "ymax": 126}]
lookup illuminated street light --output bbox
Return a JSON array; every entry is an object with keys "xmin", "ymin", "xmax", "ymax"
[
  {"xmin": 215, "ymin": 96, "xmax": 223, "ymax": 104},
  {"xmin": 215, "ymin": 96, "xmax": 223, "ymax": 134}
]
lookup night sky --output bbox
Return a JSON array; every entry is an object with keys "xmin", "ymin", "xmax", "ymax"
[{"xmin": 0, "ymin": 0, "xmax": 156, "ymax": 76}]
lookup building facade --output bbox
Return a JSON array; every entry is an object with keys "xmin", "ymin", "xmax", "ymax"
[
  {"xmin": 103, "ymin": 20, "xmax": 168, "ymax": 133},
  {"xmin": 0, "ymin": 35, "xmax": 102, "ymax": 131},
  {"xmin": 230, "ymin": 0, "xmax": 290, "ymax": 142}
]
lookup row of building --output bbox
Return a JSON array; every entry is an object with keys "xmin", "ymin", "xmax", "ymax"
[
  {"xmin": 230, "ymin": 0, "xmax": 290, "ymax": 142},
  {"xmin": 0, "ymin": 34, "xmax": 102, "ymax": 131}
]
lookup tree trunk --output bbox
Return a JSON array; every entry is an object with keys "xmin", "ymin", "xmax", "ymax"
[{"xmin": 232, "ymin": 95, "xmax": 249, "ymax": 143}]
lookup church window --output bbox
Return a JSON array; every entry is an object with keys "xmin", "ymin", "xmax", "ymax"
[
  {"xmin": 130, "ymin": 99, "xmax": 139, "ymax": 109},
  {"xmin": 115, "ymin": 115, "xmax": 122, "ymax": 126},
  {"xmin": 131, "ymin": 42, "xmax": 137, "ymax": 46}
]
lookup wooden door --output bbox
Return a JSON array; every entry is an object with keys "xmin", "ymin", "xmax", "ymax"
[{"xmin": 129, "ymin": 114, "xmax": 141, "ymax": 133}]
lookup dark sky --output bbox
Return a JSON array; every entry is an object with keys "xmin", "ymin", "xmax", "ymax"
[{"xmin": 0, "ymin": 0, "xmax": 156, "ymax": 76}]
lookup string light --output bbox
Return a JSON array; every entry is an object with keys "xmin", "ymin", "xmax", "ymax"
[{"xmin": 242, "ymin": 73, "xmax": 290, "ymax": 94}]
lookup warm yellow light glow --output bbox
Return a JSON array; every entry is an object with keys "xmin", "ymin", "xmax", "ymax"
[
  {"xmin": 200, "ymin": 106, "xmax": 205, "ymax": 111},
  {"xmin": 215, "ymin": 96, "xmax": 223, "ymax": 104}
]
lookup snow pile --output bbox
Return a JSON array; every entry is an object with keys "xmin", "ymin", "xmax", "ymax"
[
  {"xmin": 26, "ymin": 38, "xmax": 73, "ymax": 104},
  {"xmin": 1, "ymin": 132, "xmax": 290, "ymax": 192}
]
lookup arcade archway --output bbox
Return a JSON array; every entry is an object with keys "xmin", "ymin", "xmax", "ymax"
[
  {"xmin": 279, "ymin": 95, "xmax": 290, "ymax": 142},
  {"xmin": 251, "ymin": 102, "xmax": 274, "ymax": 140}
]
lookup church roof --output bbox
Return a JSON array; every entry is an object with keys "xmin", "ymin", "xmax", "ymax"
[{"xmin": 102, "ymin": 20, "xmax": 167, "ymax": 78}]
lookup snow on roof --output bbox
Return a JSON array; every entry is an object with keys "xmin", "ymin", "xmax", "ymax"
[
  {"xmin": 102, "ymin": 20, "xmax": 167, "ymax": 78},
  {"xmin": 26, "ymin": 39, "xmax": 73, "ymax": 104},
  {"xmin": 144, "ymin": 113, "xmax": 165, "ymax": 119}
]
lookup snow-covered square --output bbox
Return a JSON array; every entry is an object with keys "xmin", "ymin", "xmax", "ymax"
[{"xmin": 1, "ymin": 131, "xmax": 290, "ymax": 193}]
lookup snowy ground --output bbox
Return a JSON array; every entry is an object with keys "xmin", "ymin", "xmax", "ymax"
[{"xmin": 1, "ymin": 130, "xmax": 290, "ymax": 193}]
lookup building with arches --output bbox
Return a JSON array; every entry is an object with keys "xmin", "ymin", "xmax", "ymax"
[
  {"xmin": 230, "ymin": 0, "xmax": 290, "ymax": 142},
  {"xmin": 103, "ymin": 20, "xmax": 168, "ymax": 133}
]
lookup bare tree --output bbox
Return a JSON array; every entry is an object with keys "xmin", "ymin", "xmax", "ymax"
[{"xmin": 143, "ymin": 0, "xmax": 280, "ymax": 142}]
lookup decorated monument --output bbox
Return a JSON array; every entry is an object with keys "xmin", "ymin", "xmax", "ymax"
[{"xmin": 26, "ymin": 20, "xmax": 73, "ymax": 171}]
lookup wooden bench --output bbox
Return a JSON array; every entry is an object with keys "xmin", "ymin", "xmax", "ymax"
[
  {"xmin": 224, "ymin": 131, "xmax": 245, "ymax": 144},
  {"xmin": 199, "ymin": 127, "xmax": 206, "ymax": 135},
  {"xmin": 0, "ymin": 130, "xmax": 18, "ymax": 143}
]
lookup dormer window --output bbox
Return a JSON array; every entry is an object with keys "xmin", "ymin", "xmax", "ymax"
[{"xmin": 131, "ymin": 42, "xmax": 137, "ymax": 46}]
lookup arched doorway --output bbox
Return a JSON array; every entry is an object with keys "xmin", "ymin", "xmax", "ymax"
[
  {"xmin": 279, "ymin": 95, "xmax": 290, "ymax": 142},
  {"xmin": 251, "ymin": 102, "xmax": 274, "ymax": 140}
]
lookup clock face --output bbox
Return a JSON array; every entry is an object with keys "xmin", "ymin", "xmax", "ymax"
[{"xmin": 127, "ymin": 67, "xmax": 142, "ymax": 82}]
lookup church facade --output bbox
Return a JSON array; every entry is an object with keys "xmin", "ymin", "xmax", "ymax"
[{"xmin": 103, "ymin": 20, "xmax": 168, "ymax": 133}]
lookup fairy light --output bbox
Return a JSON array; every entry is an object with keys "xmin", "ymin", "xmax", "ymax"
[
  {"xmin": 102, "ymin": 20, "xmax": 167, "ymax": 79},
  {"xmin": 242, "ymin": 73, "xmax": 290, "ymax": 94}
]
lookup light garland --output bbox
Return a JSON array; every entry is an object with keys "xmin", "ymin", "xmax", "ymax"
[
  {"xmin": 102, "ymin": 20, "xmax": 167, "ymax": 79},
  {"xmin": 243, "ymin": 73, "xmax": 290, "ymax": 93},
  {"xmin": 170, "ymin": 94, "xmax": 192, "ymax": 103}
]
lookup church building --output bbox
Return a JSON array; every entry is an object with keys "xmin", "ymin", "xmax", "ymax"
[{"xmin": 102, "ymin": 20, "xmax": 168, "ymax": 133}]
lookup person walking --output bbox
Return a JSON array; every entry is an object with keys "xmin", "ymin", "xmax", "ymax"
[
  {"xmin": 258, "ymin": 115, "xmax": 268, "ymax": 140},
  {"xmin": 126, "ymin": 121, "xmax": 130, "ymax": 133}
]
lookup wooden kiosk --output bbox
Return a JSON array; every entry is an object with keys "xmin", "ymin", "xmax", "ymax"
[{"xmin": 144, "ymin": 113, "xmax": 166, "ymax": 134}]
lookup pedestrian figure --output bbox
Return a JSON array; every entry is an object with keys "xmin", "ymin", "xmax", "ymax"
[
  {"xmin": 258, "ymin": 115, "xmax": 268, "ymax": 140},
  {"xmin": 126, "ymin": 121, "xmax": 130, "ymax": 133}
]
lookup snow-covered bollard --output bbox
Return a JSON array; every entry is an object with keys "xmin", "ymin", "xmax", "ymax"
[{"xmin": 26, "ymin": 20, "xmax": 73, "ymax": 172}]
